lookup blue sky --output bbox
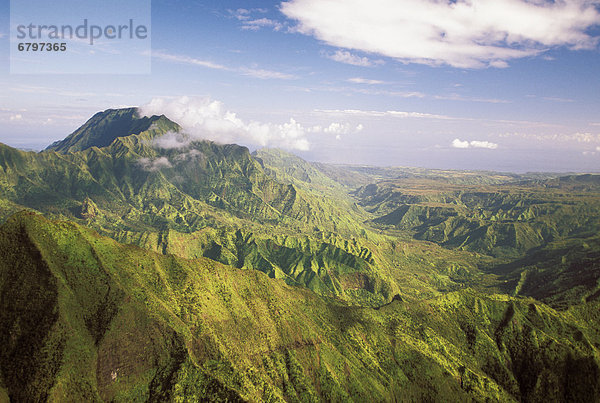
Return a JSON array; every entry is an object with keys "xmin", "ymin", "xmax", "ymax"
[{"xmin": 1, "ymin": 0, "xmax": 600, "ymax": 172}]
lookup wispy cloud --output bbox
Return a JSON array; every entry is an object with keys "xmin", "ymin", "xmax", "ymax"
[
  {"xmin": 282, "ymin": 0, "xmax": 600, "ymax": 68},
  {"xmin": 433, "ymin": 94, "xmax": 510, "ymax": 104},
  {"xmin": 230, "ymin": 8, "xmax": 285, "ymax": 31},
  {"xmin": 541, "ymin": 96, "xmax": 575, "ymax": 103},
  {"xmin": 152, "ymin": 50, "xmax": 228, "ymax": 70},
  {"xmin": 323, "ymin": 50, "xmax": 384, "ymax": 67},
  {"xmin": 303, "ymin": 84, "xmax": 424, "ymax": 98},
  {"xmin": 241, "ymin": 18, "xmax": 284, "ymax": 31},
  {"xmin": 314, "ymin": 108, "xmax": 561, "ymax": 129},
  {"xmin": 347, "ymin": 77, "xmax": 385, "ymax": 85},
  {"xmin": 0, "ymin": 105, "xmax": 90, "ymax": 127},
  {"xmin": 240, "ymin": 67, "xmax": 297, "ymax": 80},
  {"xmin": 151, "ymin": 50, "xmax": 297, "ymax": 80},
  {"xmin": 499, "ymin": 132, "xmax": 600, "ymax": 143},
  {"xmin": 137, "ymin": 157, "xmax": 173, "ymax": 172},
  {"xmin": 452, "ymin": 139, "xmax": 499, "ymax": 149},
  {"xmin": 315, "ymin": 109, "xmax": 459, "ymax": 120}
]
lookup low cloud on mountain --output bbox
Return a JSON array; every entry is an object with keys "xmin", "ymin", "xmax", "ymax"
[{"xmin": 141, "ymin": 96, "xmax": 361, "ymax": 151}]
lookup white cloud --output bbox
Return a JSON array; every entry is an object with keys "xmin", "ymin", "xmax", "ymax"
[
  {"xmin": 174, "ymin": 149, "xmax": 206, "ymax": 162},
  {"xmin": 240, "ymin": 67, "xmax": 297, "ymax": 80},
  {"xmin": 281, "ymin": 0, "xmax": 600, "ymax": 68},
  {"xmin": 433, "ymin": 94, "xmax": 510, "ymax": 104},
  {"xmin": 140, "ymin": 96, "xmax": 310, "ymax": 151},
  {"xmin": 316, "ymin": 109, "xmax": 457, "ymax": 120},
  {"xmin": 137, "ymin": 157, "xmax": 173, "ymax": 171},
  {"xmin": 469, "ymin": 140, "xmax": 499, "ymax": 149},
  {"xmin": 323, "ymin": 122, "xmax": 361, "ymax": 134},
  {"xmin": 231, "ymin": 8, "xmax": 268, "ymax": 20},
  {"xmin": 152, "ymin": 50, "xmax": 297, "ymax": 80},
  {"xmin": 231, "ymin": 8, "xmax": 286, "ymax": 31},
  {"xmin": 327, "ymin": 86, "xmax": 425, "ymax": 98},
  {"xmin": 9, "ymin": 114, "xmax": 23, "ymax": 121},
  {"xmin": 324, "ymin": 50, "xmax": 384, "ymax": 67},
  {"xmin": 152, "ymin": 50, "xmax": 229, "ymax": 71},
  {"xmin": 241, "ymin": 18, "xmax": 284, "ymax": 31},
  {"xmin": 452, "ymin": 138, "xmax": 499, "ymax": 149},
  {"xmin": 452, "ymin": 139, "xmax": 470, "ymax": 149},
  {"xmin": 499, "ymin": 132, "xmax": 600, "ymax": 143},
  {"xmin": 347, "ymin": 77, "xmax": 385, "ymax": 85},
  {"xmin": 307, "ymin": 122, "xmax": 363, "ymax": 136},
  {"xmin": 152, "ymin": 131, "xmax": 191, "ymax": 149}
]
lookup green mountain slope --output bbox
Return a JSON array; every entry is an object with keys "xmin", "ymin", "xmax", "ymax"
[
  {"xmin": 1, "ymin": 212, "xmax": 599, "ymax": 402},
  {"xmin": 0, "ymin": 110, "xmax": 396, "ymax": 305},
  {"xmin": 45, "ymin": 108, "xmax": 179, "ymax": 153},
  {"xmin": 1, "ymin": 108, "xmax": 599, "ymax": 310}
]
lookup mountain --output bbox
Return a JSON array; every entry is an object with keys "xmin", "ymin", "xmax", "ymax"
[
  {"xmin": 1, "ymin": 212, "xmax": 599, "ymax": 402},
  {"xmin": 0, "ymin": 109, "xmax": 396, "ymax": 306},
  {"xmin": 45, "ymin": 108, "xmax": 180, "ymax": 153},
  {"xmin": 1, "ymin": 107, "xmax": 600, "ymax": 401}
]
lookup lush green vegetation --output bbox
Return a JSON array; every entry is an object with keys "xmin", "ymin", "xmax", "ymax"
[
  {"xmin": 1, "ymin": 212, "xmax": 599, "ymax": 401},
  {"xmin": 1, "ymin": 108, "xmax": 599, "ymax": 401}
]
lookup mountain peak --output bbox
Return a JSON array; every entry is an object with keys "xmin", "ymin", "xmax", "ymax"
[{"xmin": 45, "ymin": 107, "xmax": 180, "ymax": 153}]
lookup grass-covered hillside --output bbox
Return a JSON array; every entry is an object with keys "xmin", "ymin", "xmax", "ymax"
[
  {"xmin": 1, "ymin": 212, "xmax": 599, "ymax": 402},
  {"xmin": 1, "ymin": 108, "xmax": 600, "ymax": 401}
]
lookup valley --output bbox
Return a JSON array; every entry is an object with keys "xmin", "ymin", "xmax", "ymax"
[{"xmin": 1, "ymin": 108, "xmax": 599, "ymax": 401}]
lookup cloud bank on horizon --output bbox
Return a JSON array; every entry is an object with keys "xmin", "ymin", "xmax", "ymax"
[
  {"xmin": 281, "ymin": 0, "xmax": 600, "ymax": 68},
  {"xmin": 140, "ymin": 97, "xmax": 362, "ymax": 151}
]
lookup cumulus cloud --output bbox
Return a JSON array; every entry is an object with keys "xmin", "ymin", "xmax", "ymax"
[
  {"xmin": 141, "ymin": 97, "xmax": 313, "ymax": 150},
  {"xmin": 452, "ymin": 138, "xmax": 498, "ymax": 149},
  {"xmin": 281, "ymin": 0, "xmax": 600, "ymax": 68},
  {"xmin": 323, "ymin": 50, "xmax": 384, "ymax": 66},
  {"xmin": 141, "ymin": 97, "xmax": 365, "ymax": 150},
  {"xmin": 138, "ymin": 157, "xmax": 173, "ymax": 171},
  {"xmin": 452, "ymin": 139, "xmax": 470, "ymax": 149}
]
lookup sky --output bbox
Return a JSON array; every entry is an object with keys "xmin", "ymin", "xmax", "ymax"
[{"xmin": 1, "ymin": 0, "xmax": 600, "ymax": 172}]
